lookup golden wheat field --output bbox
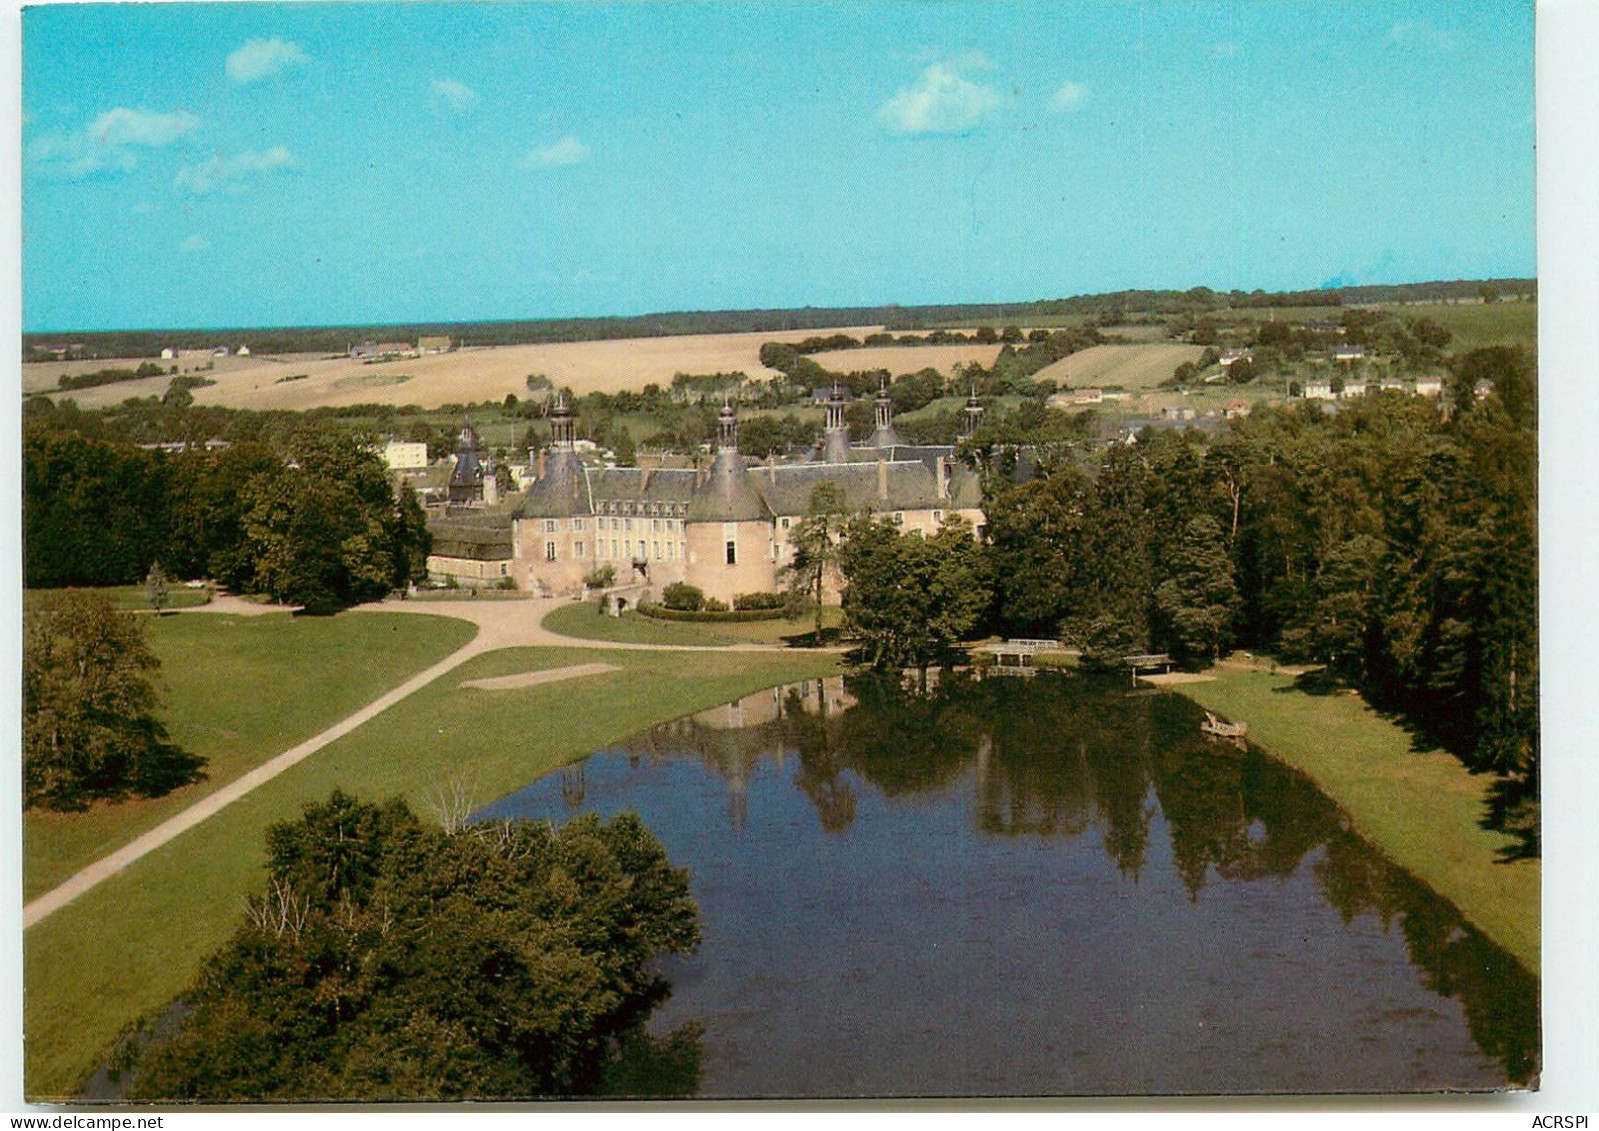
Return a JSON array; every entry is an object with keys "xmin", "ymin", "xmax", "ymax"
[
  {"xmin": 21, "ymin": 327, "xmax": 1012, "ymax": 412},
  {"xmin": 1032, "ymin": 343, "xmax": 1207, "ymax": 390}
]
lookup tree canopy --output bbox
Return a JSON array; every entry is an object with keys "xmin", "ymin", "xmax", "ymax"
[
  {"xmin": 128, "ymin": 792, "xmax": 703, "ymax": 1100},
  {"xmin": 838, "ymin": 515, "xmax": 992, "ymax": 674},
  {"xmin": 23, "ymin": 591, "xmax": 204, "ymax": 810}
]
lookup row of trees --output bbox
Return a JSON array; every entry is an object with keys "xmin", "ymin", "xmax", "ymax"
[{"xmin": 24, "ymin": 428, "xmax": 430, "ymax": 610}]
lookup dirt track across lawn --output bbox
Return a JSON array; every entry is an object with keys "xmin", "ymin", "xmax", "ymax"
[{"xmin": 22, "ymin": 597, "xmax": 798, "ymax": 929}]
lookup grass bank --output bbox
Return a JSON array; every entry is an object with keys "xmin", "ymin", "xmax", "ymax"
[
  {"xmin": 1174, "ymin": 665, "xmax": 1538, "ymax": 975},
  {"xmin": 23, "ymin": 610, "xmax": 477, "ymax": 900},
  {"xmin": 23, "ymin": 644, "xmax": 841, "ymax": 1100},
  {"xmin": 542, "ymin": 601, "xmax": 842, "ymax": 647}
]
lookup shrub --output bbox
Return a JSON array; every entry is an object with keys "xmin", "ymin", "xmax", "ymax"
[
  {"xmin": 703, "ymin": 597, "xmax": 729, "ymax": 612},
  {"xmin": 662, "ymin": 582, "xmax": 705, "ymax": 612},
  {"xmin": 584, "ymin": 564, "xmax": 617, "ymax": 590},
  {"xmin": 733, "ymin": 592, "xmax": 784, "ymax": 611},
  {"xmin": 637, "ymin": 603, "xmax": 784, "ymax": 624}
]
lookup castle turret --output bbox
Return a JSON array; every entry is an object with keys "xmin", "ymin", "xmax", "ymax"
[
  {"xmin": 448, "ymin": 420, "xmax": 485, "ymax": 504},
  {"xmin": 517, "ymin": 395, "xmax": 588, "ymax": 519},
  {"xmin": 685, "ymin": 403, "xmax": 774, "ymax": 605},
  {"xmin": 688, "ymin": 403, "xmax": 768, "ymax": 524},
  {"xmin": 822, "ymin": 383, "xmax": 852, "ymax": 464},
  {"xmin": 961, "ymin": 389, "xmax": 985, "ymax": 439},
  {"xmin": 869, "ymin": 378, "xmax": 903, "ymax": 449}
]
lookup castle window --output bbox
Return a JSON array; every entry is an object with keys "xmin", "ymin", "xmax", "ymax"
[
  {"xmin": 893, "ymin": 512, "xmax": 904, "ymax": 525},
  {"xmin": 780, "ymin": 517, "xmax": 790, "ymax": 530},
  {"xmin": 726, "ymin": 541, "xmax": 737, "ymax": 565},
  {"xmin": 500, "ymin": 563, "xmax": 509, "ymax": 576},
  {"xmin": 653, "ymin": 541, "xmax": 661, "ymax": 558},
  {"xmin": 575, "ymin": 541, "xmax": 585, "ymax": 558},
  {"xmin": 542, "ymin": 520, "xmax": 558, "ymax": 534},
  {"xmin": 611, "ymin": 540, "xmax": 618, "ymax": 558},
  {"xmin": 572, "ymin": 518, "xmax": 585, "ymax": 532},
  {"xmin": 637, "ymin": 541, "xmax": 646, "ymax": 560},
  {"xmin": 680, "ymin": 541, "xmax": 687, "ymax": 559},
  {"xmin": 624, "ymin": 518, "xmax": 633, "ymax": 533},
  {"xmin": 932, "ymin": 510, "xmax": 943, "ymax": 523},
  {"xmin": 545, "ymin": 542, "xmax": 557, "ymax": 561}
]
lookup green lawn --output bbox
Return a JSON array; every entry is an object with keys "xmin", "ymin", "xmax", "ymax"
[
  {"xmin": 22, "ymin": 644, "xmax": 842, "ymax": 1101},
  {"xmin": 1175, "ymin": 667, "xmax": 1539, "ymax": 975},
  {"xmin": 23, "ymin": 610, "xmax": 477, "ymax": 900},
  {"xmin": 541, "ymin": 601, "xmax": 843, "ymax": 647},
  {"xmin": 25, "ymin": 584, "xmax": 214, "ymax": 613}
]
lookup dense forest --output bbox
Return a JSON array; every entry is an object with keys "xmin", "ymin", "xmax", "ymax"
[
  {"xmin": 22, "ymin": 421, "xmax": 430, "ymax": 611},
  {"xmin": 977, "ymin": 345, "xmax": 1537, "ymax": 851},
  {"xmin": 23, "ymin": 278, "xmax": 1534, "ymax": 361}
]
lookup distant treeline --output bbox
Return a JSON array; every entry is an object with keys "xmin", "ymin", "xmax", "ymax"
[{"xmin": 22, "ymin": 279, "xmax": 1535, "ymax": 361}]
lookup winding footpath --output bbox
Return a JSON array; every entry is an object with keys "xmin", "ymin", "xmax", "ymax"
[{"xmin": 23, "ymin": 596, "xmax": 804, "ymax": 929}]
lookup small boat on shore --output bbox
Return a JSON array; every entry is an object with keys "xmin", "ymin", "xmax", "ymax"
[{"xmin": 1200, "ymin": 711, "xmax": 1248, "ymax": 740}]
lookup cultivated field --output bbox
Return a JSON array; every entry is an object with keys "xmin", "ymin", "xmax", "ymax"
[
  {"xmin": 808, "ymin": 343, "xmax": 1002, "ymax": 377},
  {"xmin": 24, "ymin": 325, "xmax": 982, "ymax": 411},
  {"xmin": 1032, "ymin": 343, "xmax": 1206, "ymax": 390}
]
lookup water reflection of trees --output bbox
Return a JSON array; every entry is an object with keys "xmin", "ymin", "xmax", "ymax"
[{"xmin": 624, "ymin": 669, "xmax": 1537, "ymax": 1083}]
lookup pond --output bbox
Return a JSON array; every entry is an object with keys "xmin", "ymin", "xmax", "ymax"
[{"xmin": 476, "ymin": 670, "xmax": 1538, "ymax": 1098}]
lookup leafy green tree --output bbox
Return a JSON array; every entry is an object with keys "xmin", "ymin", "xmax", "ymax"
[
  {"xmin": 612, "ymin": 426, "xmax": 637, "ymax": 467},
  {"xmin": 983, "ymin": 468, "xmax": 1090, "ymax": 639},
  {"xmin": 839, "ymin": 515, "xmax": 992, "ymax": 679},
  {"xmin": 144, "ymin": 562, "xmax": 171, "ymax": 614},
  {"xmin": 241, "ymin": 435, "xmax": 413, "ymax": 611},
  {"xmin": 392, "ymin": 482, "xmax": 432, "ymax": 589},
  {"xmin": 23, "ymin": 431, "xmax": 172, "ymax": 588},
  {"xmin": 129, "ymin": 792, "xmax": 701, "ymax": 1100},
  {"xmin": 1299, "ymin": 534, "xmax": 1386, "ymax": 679},
  {"xmin": 1153, "ymin": 515, "xmax": 1240, "ymax": 665},
  {"xmin": 23, "ymin": 592, "xmax": 205, "ymax": 810},
  {"xmin": 781, "ymin": 482, "xmax": 850, "ymax": 643}
]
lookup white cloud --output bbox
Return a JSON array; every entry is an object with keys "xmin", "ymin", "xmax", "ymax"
[
  {"xmin": 1209, "ymin": 41, "xmax": 1241, "ymax": 60},
  {"xmin": 175, "ymin": 146, "xmax": 297, "ymax": 194},
  {"xmin": 876, "ymin": 59, "xmax": 1003, "ymax": 136},
  {"xmin": 1386, "ymin": 20, "xmax": 1458, "ymax": 51},
  {"xmin": 432, "ymin": 78, "xmax": 479, "ymax": 112},
  {"xmin": 179, "ymin": 234, "xmax": 210, "ymax": 253},
  {"xmin": 26, "ymin": 107, "xmax": 199, "ymax": 179},
  {"xmin": 1049, "ymin": 81, "xmax": 1087, "ymax": 112},
  {"xmin": 519, "ymin": 136, "xmax": 590, "ymax": 169},
  {"xmin": 226, "ymin": 37, "xmax": 309, "ymax": 84}
]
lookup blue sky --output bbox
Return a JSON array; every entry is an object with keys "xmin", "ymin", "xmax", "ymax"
[{"xmin": 20, "ymin": 1, "xmax": 1535, "ymax": 331}]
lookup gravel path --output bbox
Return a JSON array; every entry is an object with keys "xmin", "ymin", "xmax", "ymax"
[{"xmin": 22, "ymin": 597, "xmax": 804, "ymax": 929}]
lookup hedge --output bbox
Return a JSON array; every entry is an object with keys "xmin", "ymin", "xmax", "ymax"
[{"xmin": 637, "ymin": 603, "xmax": 788, "ymax": 624}]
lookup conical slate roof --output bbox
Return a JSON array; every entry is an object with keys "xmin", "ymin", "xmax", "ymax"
[
  {"xmin": 450, "ymin": 423, "xmax": 484, "ymax": 487},
  {"xmin": 514, "ymin": 451, "xmax": 592, "ymax": 518},
  {"xmin": 686, "ymin": 449, "xmax": 770, "ymax": 523}
]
